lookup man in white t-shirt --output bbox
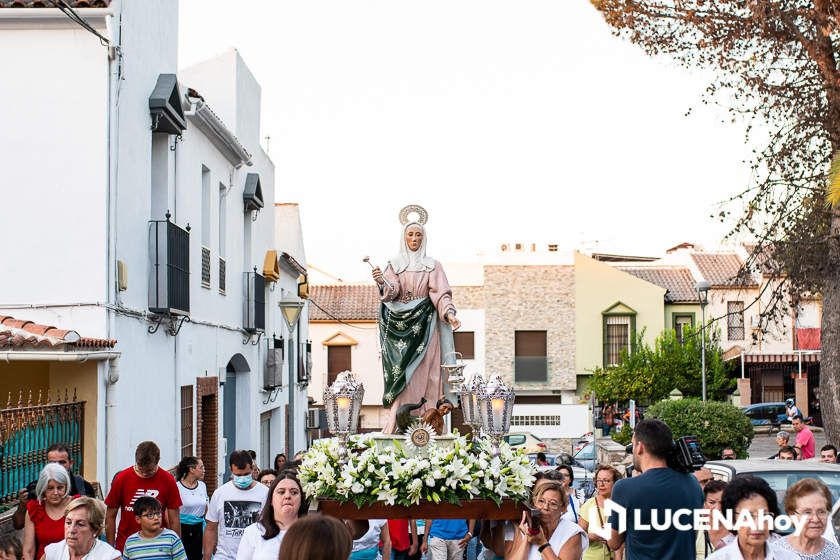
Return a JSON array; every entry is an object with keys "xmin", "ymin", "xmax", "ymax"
[{"xmin": 203, "ymin": 450, "xmax": 269, "ymax": 560}]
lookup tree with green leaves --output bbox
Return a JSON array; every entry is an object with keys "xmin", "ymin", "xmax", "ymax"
[
  {"xmin": 593, "ymin": 0, "xmax": 840, "ymax": 443},
  {"xmin": 590, "ymin": 327, "xmax": 734, "ymax": 403}
]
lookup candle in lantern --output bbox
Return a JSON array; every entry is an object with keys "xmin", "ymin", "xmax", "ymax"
[
  {"xmin": 491, "ymin": 397, "xmax": 504, "ymax": 428},
  {"xmin": 337, "ymin": 396, "xmax": 352, "ymax": 431}
]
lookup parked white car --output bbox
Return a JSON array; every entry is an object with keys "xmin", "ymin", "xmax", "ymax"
[{"xmin": 705, "ymin": 459, "xmax": 840, "ymax": 537}]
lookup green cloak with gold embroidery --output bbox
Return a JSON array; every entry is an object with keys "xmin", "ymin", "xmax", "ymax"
[{"xmin": 379, "ymin": 297, "xmax": 438, "ymax": 408}]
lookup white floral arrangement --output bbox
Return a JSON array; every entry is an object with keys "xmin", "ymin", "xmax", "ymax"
[{"xmin": 298, "ymin": 434, "xmax": 536, "ymax": 508}]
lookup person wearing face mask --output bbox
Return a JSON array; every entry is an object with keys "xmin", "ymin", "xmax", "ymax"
[
  {"xmin": 235, "ymin": 471, "xmax": 309, "ymax": 559},
  {"xmin": 203, "ymin": 450, "xmax": 269, "ymax": 560}
]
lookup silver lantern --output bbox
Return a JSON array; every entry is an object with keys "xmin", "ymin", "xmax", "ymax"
[
  {"xmin": 458, "ymin": 372, "xmax": 484, "ymax": 435},
  {"xmin": 476, "ymin": 374, "xmax": 514, "ymax": 457},
  {"xmin": 441, "ymin": 351, "xmax": 467, "ymax": 393},
  {"xmin": 323, "ymin": 370, "xmax": 364, "ymax": 461}
]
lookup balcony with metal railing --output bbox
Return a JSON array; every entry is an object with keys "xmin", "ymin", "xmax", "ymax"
[
  {"xmin": 148, "ymin": 214, "xmax": 190, "ymax": 316},
  {"xmin": 201, "ymin": 246, "xmax": 211, "ymax": 289},
  {"xmin": 244, "ymin": 269, "xmax": 265, "ymax": 333}
]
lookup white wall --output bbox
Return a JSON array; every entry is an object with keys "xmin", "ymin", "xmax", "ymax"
[
  {"xmin": 511, "ymin": 403, "xmax": 589, "ymax": 439},
  {"xmin": 0, "ymin": 19, "xmax": 110, "ymax": 336},
  {"xmin": 272, "ymin": 203, "xmax": 309, "ymax": 456},
  {"xmin": 0, "ymin": 4, "xmax": 301, "ymax": 489},
  {"xmin": 455, "ymin": 309, "xmax": 485, "ymax": 379}
]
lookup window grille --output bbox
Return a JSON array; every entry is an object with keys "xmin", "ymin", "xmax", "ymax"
[
  {"xmin": 604, "ymin": 316, "xmax": 631, "ymax": 366},
  {"xmin": 728, "ymin": 301, "xmax": 745, "ymax": 340},
  {"xmin": 180, "ymin": 385, "xmax": 194, "ymax": 458}
]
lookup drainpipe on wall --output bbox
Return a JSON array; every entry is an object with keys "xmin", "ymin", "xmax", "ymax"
[
  {"xmin": 104, "ymin": 6, "xmax": 123, "ymax": 496},
  {"xmin": 105, "ymin": 357, "xmax": 120, "ymax": 496},
  {"xmin": 287, "ymin": 324, "xmax": 296, "ymax": 457}
]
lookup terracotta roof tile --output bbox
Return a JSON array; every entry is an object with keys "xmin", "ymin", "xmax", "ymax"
[
  {"xmin": 0, "ymin": 315, "xmax": 115, "ymax": 350},
  {"xmin": 618, "ymin": 267, "xmax": 698, "ymax": 303},
  {"xmin": 310, "ymin": 285, "xmax": 379, "ymax": 321},
  {"xmin": 690, "ymin": 253, "xmax": 755, "ymax": 287}
]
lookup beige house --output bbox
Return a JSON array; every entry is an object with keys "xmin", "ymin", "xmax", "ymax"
[
  {"xmin": 610, "ymin": 243, "xmax": 823, "ymax": 420},
  {"xmin": 308, "ymin": 285, "xmax": 386, "ymax": 431}
]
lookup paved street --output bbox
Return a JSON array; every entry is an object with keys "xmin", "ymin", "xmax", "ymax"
[{"xmin": 747, "ymin": 428, "xmax": 827, "ymax": 459}]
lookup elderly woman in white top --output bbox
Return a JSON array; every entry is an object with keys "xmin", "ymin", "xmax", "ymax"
[
  {"xmin": 43, "ymin": 497, "xmax": 120, "ymax": 560},
  {"xmin": 774, "ymin": 478, "xmax": 840, "ymax": 559},
  {"xmin": 707, "ymin": 476, "xmax": 798, "ymax": 560},
  {"xmin": 509, "ymin": 481, "xmax": 588, "ymax": 560}
]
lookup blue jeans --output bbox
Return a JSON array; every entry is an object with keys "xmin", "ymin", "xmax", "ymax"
[{"xmin": 465, "ymin": 535, "xmax": 482, "ymax": 560}]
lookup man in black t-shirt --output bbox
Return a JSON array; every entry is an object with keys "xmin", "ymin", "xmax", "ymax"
[{"xmin": 607, "ymin": 419, "xmax": 703, "ymax": 560}]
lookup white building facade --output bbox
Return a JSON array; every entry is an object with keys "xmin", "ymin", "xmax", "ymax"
[{"xmin": 0, "ymin": 1, "xmax": 307, "ymax": 495}]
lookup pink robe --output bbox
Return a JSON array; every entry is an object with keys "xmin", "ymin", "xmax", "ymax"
[{"xmin": 380, "ymin": 261, "xmax": 456, "ymax": 433}]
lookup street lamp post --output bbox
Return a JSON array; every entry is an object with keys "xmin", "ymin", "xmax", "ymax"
[
  {"xmin": 279, "ymin": 297, "xmax": 305, "ymax": 456},
  {"xmin": 695, "ymin": 280, "xmax": 711, "ymax": 402}
]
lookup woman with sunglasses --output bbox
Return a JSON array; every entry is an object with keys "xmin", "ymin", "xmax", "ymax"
[{"xmin": 579, "ymin": 465, "xmax": 623, "ymax": 560}]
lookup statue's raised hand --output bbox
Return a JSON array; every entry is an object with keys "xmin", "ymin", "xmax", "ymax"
[{"xmin": 371, "ymin": 266, "xmax": 385, "ymax": 286}]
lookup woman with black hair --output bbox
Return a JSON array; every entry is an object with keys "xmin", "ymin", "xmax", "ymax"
[
  {"xmin": 556, "ymin": 464, "xmax": 582, "ymax": 524},
  {"xmin": 235, "ymin": 471, "xmax": 309, "ymax": 559},
  {"xmin": 175, "ymin": 456, "xmax": 207, "ymax": 560},
  {"xmin": 707, "ymin": 475, "xmax": 798, "ymax": 559}
]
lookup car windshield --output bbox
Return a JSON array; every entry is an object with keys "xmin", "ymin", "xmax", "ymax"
[
  {"xmin": 749, "ymin": 470, "xmax": 840, "ymax": 512},
  {"xmin": 574, "ymin": 442, "xmax": 595, "ymax": 460}
]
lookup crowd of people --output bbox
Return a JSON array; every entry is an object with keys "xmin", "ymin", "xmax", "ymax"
[
  {"xmin": 2, "ymin": 419, "xmax": 839, "ymax": 560},
  {"xmin": 0, "ymin": 443, "xmax": 347, "ymax": 560}
]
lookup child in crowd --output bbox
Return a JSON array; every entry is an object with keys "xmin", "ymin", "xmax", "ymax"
[
  {"xmin": 122, "ymin": 496, "xmax": 187, "ymax": 560},
  {"xmin": 0, "ymin": 533, "xmax": 22, "ymax": 560}
]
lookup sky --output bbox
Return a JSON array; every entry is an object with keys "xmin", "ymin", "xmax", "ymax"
[{"xmin": 179, "ymin": 1, "xmax": 753, "ymax": 283}]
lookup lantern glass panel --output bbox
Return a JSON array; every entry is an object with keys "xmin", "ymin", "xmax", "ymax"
[
  {"xmin": 478, "ymin": 374, "xmax": 514, "ymax": 437},
  {"xmin": 323, "ymin": 370, "xmax": 364, "ymax": 436}
]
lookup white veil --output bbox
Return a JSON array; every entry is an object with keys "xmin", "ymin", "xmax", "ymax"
[{"xmin": 388, "ymin": 222, "xmax": 436, "ymax": 274}]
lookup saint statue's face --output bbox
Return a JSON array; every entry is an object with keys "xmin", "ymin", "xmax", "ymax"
[{"xmin": 405, "ymin": 225, "xmax": 424, "ymax": 252}]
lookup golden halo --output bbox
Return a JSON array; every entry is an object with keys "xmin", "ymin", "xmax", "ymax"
[{"xmin": 399, "ymin": 205, "xmax": 428, "ymax": 226}]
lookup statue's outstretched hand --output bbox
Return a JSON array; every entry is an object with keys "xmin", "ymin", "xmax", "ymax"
[
  {"xmin": 372, "ymin": 266, "xmax": 385, "ymax": 286},
  {"xmin": 446, "ymin": 311, "xmax": 461, "ymax": 330}
]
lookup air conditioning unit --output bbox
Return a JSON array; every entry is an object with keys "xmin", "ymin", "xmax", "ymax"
[
  {"xmin": 750, "ymin": 316, "xmax": 761, "ymax": 328},
  {"xmin": 306, "ymin": 408, "xmax": 321, "ymax": 429}
]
